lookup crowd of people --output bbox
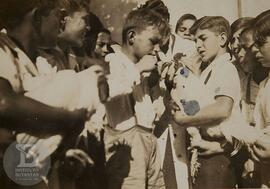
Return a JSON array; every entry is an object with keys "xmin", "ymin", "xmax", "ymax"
[{"xmin": 0, "ymin": 0, "xmax": 270, "ymax": 189}]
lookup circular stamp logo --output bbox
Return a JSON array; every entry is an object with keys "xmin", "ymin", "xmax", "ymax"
[{"xmin": 3, "ymin": 141, "xmax": 51, "ymax": 186}]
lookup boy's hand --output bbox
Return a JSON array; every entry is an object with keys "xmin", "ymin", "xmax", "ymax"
[
  {"xmin": 171, "ymin": 109, "xmax": 186, "ymax": 126},
  {"xmin": 189, "ymin": 139, "xmax": 224, "ymax": 156},
  {"xmin": 65, "ymin": 149, "xmax": 94, "ymax": 167},
  {"xmin": 252, "ymin": 134, "xmax": 270, "ymax": 162},
  {"xmin": 136, "ymin": 55, "xmax": 158, "ymax": 73}
]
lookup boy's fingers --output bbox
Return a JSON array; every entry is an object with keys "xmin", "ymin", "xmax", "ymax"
[{"xmin": 251, "ymin": 146, "xmax": 262, "ymax": 162}]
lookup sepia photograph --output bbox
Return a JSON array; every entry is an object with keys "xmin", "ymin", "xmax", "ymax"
[{"xmin": 0, "ymin": 0, "xmax": 270, "ymax": 188}]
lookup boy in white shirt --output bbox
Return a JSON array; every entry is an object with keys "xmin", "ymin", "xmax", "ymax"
[
  {"xmin": 103, "ymin": 8, "xmax": 170, "ymax": 189},
  {"xmin": 251, "ymin": 9, "xmax": 270, "ymax": 188},
  {"xmin": 172, "ymin": 16, "xmax": 242, "ymax": 189}
]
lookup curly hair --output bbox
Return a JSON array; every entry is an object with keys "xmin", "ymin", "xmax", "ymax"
[
  {"xmin": 253, "ymin": 9, "xmax": 270, "ymax": 47},
  {"xmin": 122, "ymin": 8, "xmax": 170, "ymax": 45},
  {"xmin": 0, "ymin": 0, "xmax": 55, "ymax": 29},
  {"xmin": 175, "ymin": 14, "xmax": 196, "ymax": 33}
]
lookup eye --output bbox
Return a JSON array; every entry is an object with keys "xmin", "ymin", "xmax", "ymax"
[
  {"xmin": 150, "ymin": 38, "xmax": 160, "ymax": 45},
  {"xmin": 179, "ymin": 27, "xmax": 187, "ymax": 32},
  {"xmin": 201, "ymin": 37, "xmax": 207, "ymax": 41}
]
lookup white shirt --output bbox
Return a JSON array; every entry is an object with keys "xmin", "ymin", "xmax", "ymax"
[
  {"xmin": 254, "ymin": 73, "xmax": 270, "ymax": 130},
  {"xmin": 199, "ymin": 53, "xmax": 244, "ymax": 142}
]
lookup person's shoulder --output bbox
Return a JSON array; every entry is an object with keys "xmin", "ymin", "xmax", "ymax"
[{"xmin": 217, "ymin": 54, "xmax": 238, "ymax": 74}]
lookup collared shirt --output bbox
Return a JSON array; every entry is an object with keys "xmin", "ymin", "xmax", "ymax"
[
  {"xmin": 253, "ymin": 72, "xmax": 270, "ymax": 189},
  {"xmin": 254, "ymin": 73, "xmax": 270, "ymax": 130},
  {"xmin": 199, "ymin": 53, "xmax": 242, "ymax": 140},
  {"xmin": 38, "ymin": 46, "xmax": 69, "ymax": 71}
]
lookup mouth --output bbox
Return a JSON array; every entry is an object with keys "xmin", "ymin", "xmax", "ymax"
[
  {"xmin": 198, "ymin": 50, "xmax": 205, "ymax": 56},
  {"xmin": 256, "ymin": 56, "xmax": 264, "ymax": 63}
]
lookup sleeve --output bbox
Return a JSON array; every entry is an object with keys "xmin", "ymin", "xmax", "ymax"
[
  {"xmin": 147, "ymin": 137, "xmax": 165, "ymax": 189},
  {"xmin": 213, "ymin": 64, "xmax": 241, "ymax": 103},
  {"xmin": 0, "ymin": 45, "xmax": 21, "ymax": 90}
]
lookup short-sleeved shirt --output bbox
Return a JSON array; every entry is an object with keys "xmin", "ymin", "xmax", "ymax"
[
  {"xmin": 199, "ymin": 53, "xmax": 242, "ymax": 139},
  {"xmin": 254, "ymin": 73, "xmax": 270, "ymax": 130},
  {"xmin": 253, "ymin": 73, "xmax": 270, "ymax": 189}
]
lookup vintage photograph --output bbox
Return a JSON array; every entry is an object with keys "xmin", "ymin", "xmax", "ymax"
[{"xmin": 0, "ymin": 0, "xmax": 270, "ymax": 188}]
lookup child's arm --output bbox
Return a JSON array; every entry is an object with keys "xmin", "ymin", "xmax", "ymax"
[
  {"xmin": 172, "ymin": 95, "xmax": 233, "ymax": 127},
  {"xmin": 190, "ymin": 139, "xmax": 225, "ymax": 156},
  {"xmin": 0, "ymin": 77, "xmax": 87, "ymax": 133},
  {"xmin": 252, "ymin": 134, "xmax": 270, "ymax": 161},
  {"xmin": 135, "ymin": 54, "xmax": 158, "ymax": 73}
]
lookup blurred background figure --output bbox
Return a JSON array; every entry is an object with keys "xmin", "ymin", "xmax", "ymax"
[{"xmin": 175, "ymin": 14, "xmax": 196, "ymax": 41}]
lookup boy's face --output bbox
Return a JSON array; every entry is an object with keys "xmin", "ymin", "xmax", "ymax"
[
  {"xmin": 257, "ymin": 36, "xmax": 270, "ymax": 67},
  {"xmin": 230, "ymin": 29, "xmax": 243, "ymax": 60},
  {"xmin": 239, "ymin": 31, "xmax": 254, "ymax": 63},
  {"xmin": 94, "ymin": 32, "xmax": 111, "ymax": 57},
  {"xmin": 39, "ymin": 8, "xmax": 61, "ymax": 45},
  {"xmin": 132, "ymin": 26, "xmax": 162, "ymax": 60},
  {"xmin": 239, "ymin": 32, "xmax": 256, "ymax": 72},
  {"xmin": 61, "ymin": 10, "xmax": 88, "ymax": 47},
  {"xmin": 176, "ymin": 19, "xmax": 195, "ymax": 40},
  {"xmin": 194, "ymin": 29, "xmax": 221, "ymax": 63}
]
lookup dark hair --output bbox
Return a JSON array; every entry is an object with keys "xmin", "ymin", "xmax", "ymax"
[
  {"xmin": 190, "ymin": 16, "xmax": 231, "ymax": 46},
  {"xmin": 253, "ymin": 9, "xmax": 270, "ymax": 47},
  {"xmin": 239, "ymin": 20, "xmax": 254, "ymax": 41},
  {"xmin": 230, "ymin": 17, "xmax": 253, "ymax": 35},
  {"xmin": 122, "ymin": 8, "xmax": 170, "ymax": 44},
  {"xmin": 175, "ymin": 14, "xmax": 196, "ymax": 33},
  {"xmin": 0, "ymin": 0, "xmax": 55, "ymax": 29},
  {"xmin": 84, "ymin": 12, "xmax": 107, "ymax": 56},
  {"xmin": 55, "ymin": 0, "xmax": 89, "ymax": 17},
  {"xmin": 137, "ymin": 0, "xmax": 170, "ymax": 22}
]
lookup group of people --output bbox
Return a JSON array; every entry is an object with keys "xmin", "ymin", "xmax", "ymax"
[{"xmin": 0, "ymin": 0, "xmax": 270, "ymax": 189}]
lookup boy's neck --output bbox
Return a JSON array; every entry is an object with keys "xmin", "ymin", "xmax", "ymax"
[
  {"xmin": 121, "ymin": 44, "xmax": 138, "ymax": 64},
  {"xmin": 210, "ymin": 47, "xmax": 227, "ymax": 64}
]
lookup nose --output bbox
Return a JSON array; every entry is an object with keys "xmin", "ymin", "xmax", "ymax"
[
  {"xmin": 231, "ymin": 39, "xmax": 240, "ymax": 53},
  {"xmin": 102, "ymin": 45, "xmax": 109, "ymax": 54},
  {"xmin": 238, "ymin": 47, "xmax": 246, "ymax": 58},
  {"xmin": 195, "ymin": 40, "xmax": 202, "ymax": 51},
  {"xmin": 251, "ymin": 45, "xmax": 259, "ymax": 56},
  {"xmin": 153, "ymin": 44, "xmax": 161, "ymax": 53}
]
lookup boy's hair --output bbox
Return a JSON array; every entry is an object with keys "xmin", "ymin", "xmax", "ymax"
[
  {"xmin": 175, "ymin": 14, "xmax": 196, "ymax": 33},
  {"xmin": 253, "ymin": 9, "xmax": 270, "ymax": 47},
  {"xmin": 84, "ymin": 12, "xmax": 107, "ymax": 55},
  {"xmin": 57, "ymin": 0, "xmax": 88, "ymax": 16},
  {"xmin": 230, "ymin": 17, "xmax": 253, "ymax": 35},
  {"xmin": 239, "ymin": 21, "xmax": 254, "ymax": 42},
  {"xmin": 0, "ymin": 0, "xmax": 55, "ymax": 29},
  {"xmin": 190, "ymin": 16, "xmax": 231, "ymax": 46},
  {"xmin": 122, "ymin": 8, "xmax": 170, "ymax": 45},
  {"xmin": 137, "ymin": 0, "xmax": 170, "ymax": 22}
]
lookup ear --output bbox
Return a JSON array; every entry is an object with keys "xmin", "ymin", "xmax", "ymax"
[
  {"xmin": 219, "ymin": 32, "xmax": 228, "ymax": 47},
  {"xmin": 127, "ymin": 30, "xmax": 136, "ymax": 45}
]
